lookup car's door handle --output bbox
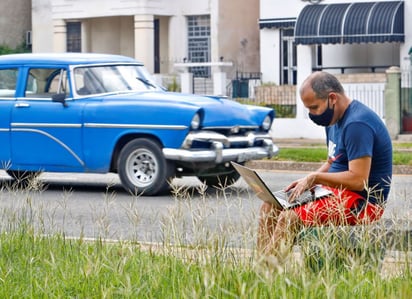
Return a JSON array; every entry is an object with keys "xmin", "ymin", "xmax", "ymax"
[{"xmin": 14, "ymin": 103, "xmax": 30, "ymax": 108}]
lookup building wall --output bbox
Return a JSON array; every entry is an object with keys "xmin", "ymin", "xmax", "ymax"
[
  {"xmin": 0, "ymin": 0, "xmax": 31, "ymax": 48},
  {"xmin": 32, "ymin": 0, "xmax": 54, "ymax": 52},
  {"xmin": 217, "ymin": 0, "xmax": 260, "ymax": 73},
  {"xmin": 82, "ymin": 17, "xmax": 134, "ymax": 57},
  {"xmin": 321, "ymin": 44, "xmax": 401, "ymax": 75},
  {"xmin": 31, "ymin": 0, "xmax": 260, "ymax": 77}
]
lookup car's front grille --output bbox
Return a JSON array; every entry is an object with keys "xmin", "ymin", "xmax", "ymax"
[{"xmin": 182, "ymin": 130, "xmax": 271, "ymax": 150}]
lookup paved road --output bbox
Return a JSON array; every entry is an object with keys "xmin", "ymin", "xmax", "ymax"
[{"xmin": 0, "ymin": 169, "xmax": 409, "ymax": 249}]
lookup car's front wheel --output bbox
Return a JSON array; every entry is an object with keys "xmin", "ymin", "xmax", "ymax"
[
  {"xmin": 197, "ymin": 165, "xmax": 240, "ymax": 188},
  {"xmin": 6, "ymin": 170, "xmax": 40, "ymax": 187},
  {"xmin": 117, "ymin": 139, "xmax": 174, "ymax": 195},
  {"xmin": 7, "ymin": 170, "xmax": 39, "ymax": 181}
]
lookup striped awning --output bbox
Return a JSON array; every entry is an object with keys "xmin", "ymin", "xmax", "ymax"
[
  {"xmin": 294, "ymin": 1, "xmax": 404, "ymax": 44},
  {"xmin": 259, "ymin": 18, "xmax": 296, "ymax": 29}
]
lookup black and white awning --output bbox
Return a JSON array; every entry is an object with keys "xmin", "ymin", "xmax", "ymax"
[
  {"xmin": 259, "ymin": 18, "xmax": 296, "ymax": 29},
  {"xmin": 294, "ymin": 1, "xmax": 404, "ymax": 44}
]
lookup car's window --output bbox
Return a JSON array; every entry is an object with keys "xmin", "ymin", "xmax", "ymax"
[
  {"xmin": 0, "ymin": 68, "xmax": 18, "ymax": 98},
  {"xmin": 74, "ymin": 65, "xmax": 163, "ymax": 96},
  {"xmin": 25, "ymin": 68, "xmax": 70, "ymax": 99}
]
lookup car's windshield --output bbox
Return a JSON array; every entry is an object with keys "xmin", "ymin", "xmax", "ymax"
[{"xmin": 74, "ymin": 64, "xmax": 163, "ymax": 96}]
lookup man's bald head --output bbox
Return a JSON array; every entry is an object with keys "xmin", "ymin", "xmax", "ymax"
[{"xmin": 300, "ymin": 71, "xmax": 345, "ymax": 100}]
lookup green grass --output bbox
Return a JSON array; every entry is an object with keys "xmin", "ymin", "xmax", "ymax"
[
  {"xmin": 0, "ymin": 228, "xmax": 411, "ymax": 298},
  {"xmin": 274, "ymin": 144, "xmax": 412, "ymax": 165},
  {"xmin": 275, "ymin": 147, "xmax": 327, "ymax": 162},
  {"xmin": 0, "ymin": 171, "xmax": 410, "ymax": 297},
  {"xmin": 393, "ymin": 142, "xmax": 412, "ymax": 149}
]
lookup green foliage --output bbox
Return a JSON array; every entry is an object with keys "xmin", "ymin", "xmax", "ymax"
[
  {"xmin": 260, "ymin": 82, "xmax": 277, "ymax": 87},
  {"xmin": 271, "ymin": 104, "xmax": 296, "ymax": 118},
  {"xmin": 167, "ymin": 77, "xmax": 180, "ymax": 92},
  {"xmin": 0, "ymin": 43, "xmax": 30, "ymax": 55},
  {"xmin": 234, "ymin": 98, "xmax": 296, "ymax": 118}
]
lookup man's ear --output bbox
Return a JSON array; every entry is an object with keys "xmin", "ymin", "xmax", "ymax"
[{"xmin": 329, "ymin": 92, "xmax": 338, "ymax": 105}]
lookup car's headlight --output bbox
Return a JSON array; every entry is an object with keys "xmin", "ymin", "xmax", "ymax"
[
  {"xmin": 261, "ymin": 115, "xmax": 272, "ymax": 131},
  {"xmin": 190, "ymin": 113, "xmax": 201, "ymax": 130}
]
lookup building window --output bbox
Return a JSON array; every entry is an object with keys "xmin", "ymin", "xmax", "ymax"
[
  {"xmin": 316, "ymin": 45, "xmax": 323, "ymax": 68},
  {"xmin": 66, "ymin": 22, "xmax": 81, "ymax": 52},
  {"xmin": 187, "ymin": 15, "xmax": 210, "ymax": 77},
  {"xmin": 0, "ymin": 68, "xmax": 18, "ymax": 98},
  {"xmin": 280, "ymin": 28, "xmax": 297, "ymax": 85},
  {"xmin": 154, "ymin": 19, "xmax": 160, "ymax": 74}
]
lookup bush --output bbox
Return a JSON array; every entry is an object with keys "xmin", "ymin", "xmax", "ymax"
[{"xmin": 0, "ymin": 43, "xmax": 30, "ymax": 55}]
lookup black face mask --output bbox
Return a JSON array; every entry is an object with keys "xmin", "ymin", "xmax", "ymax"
[{"xmin": 309, "ymin": 99, "xmax": 334, "ymax": 127}]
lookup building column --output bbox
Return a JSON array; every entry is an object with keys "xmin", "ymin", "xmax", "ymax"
[
  {"xmin": 169, "ymin": 15, "xmax": 187, "ymax": 66},
  {"xmin": 296, "ymin": 44, "xmax": 313, "ymax": 119},
  {"xmin": 213, "ymin": 71, "xmax": 226, "ymax": 96},
  {"xmin": 180, "ymin": 70, "xmax": 193, "ymax": 94},
  {"xmin": 134, "ymin": 14, "xmax": 154, "ymax": 73},
  {"xmin": 32, "ymin": 0, "xmax": 54, "ymax": 53},
  {"xmin": 53, "ymin": 19, "xmax": 66, "ymax": 52},
  {"xmin": 385, "ymin": 66, "xmax": 401, "ymax": 139},
  {"xmin": 81, "ymin": 20, "xmax": 90, "ymax": 52}
]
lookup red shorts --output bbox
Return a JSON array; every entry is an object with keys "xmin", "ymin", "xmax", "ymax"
[{"xmin": 293, "ymin": 186, "xmax": 384, "ymax": 227}]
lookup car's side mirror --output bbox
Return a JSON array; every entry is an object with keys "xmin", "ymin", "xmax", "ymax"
[{"xmin": 52, "ymin": 93, "xmax": 68, "ymax": 107}]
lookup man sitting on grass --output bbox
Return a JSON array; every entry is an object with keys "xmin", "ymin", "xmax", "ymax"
[{"xmin": 258, "ymin": 71, "xmax": 393, "ymax": 258}]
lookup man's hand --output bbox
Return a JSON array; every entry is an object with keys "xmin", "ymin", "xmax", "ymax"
[{"xmin": 284, "ymin": 173, "xmax": 316, "ymax": 202}]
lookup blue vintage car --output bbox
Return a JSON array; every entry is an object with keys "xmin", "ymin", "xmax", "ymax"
[{"xmin": 0, "ymin": 53, "xmax": 278, "ymax": 195}]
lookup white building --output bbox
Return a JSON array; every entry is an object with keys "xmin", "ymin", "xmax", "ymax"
[
  {"xmin": 259, "ymin": 0, "xmax": 411, "ymax": 139},
  {"xmin": 31, "ymin": 0, "xmax": 260, "ymax": 93}
]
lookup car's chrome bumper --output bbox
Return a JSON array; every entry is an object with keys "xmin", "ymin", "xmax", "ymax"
[{"xmin": 163, "ymin": 131, "xmax": 278, "ymax": 163}]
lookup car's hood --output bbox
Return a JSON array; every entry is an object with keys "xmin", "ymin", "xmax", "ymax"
[{"xmin": 103, "ymin": 91, "xmax": 274, "ymax": 128}]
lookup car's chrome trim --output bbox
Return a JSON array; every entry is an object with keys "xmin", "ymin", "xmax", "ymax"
[
  {"xmin": 181, "ymin": 131, "xmax": 273, "ymax": 149},
  {"xmin": 11, "ymin": 123, "xmax": 82, "ymax": 128},
  {"xmin": 202, "ymin": 125, "xmax": 258, "ymax": 130},
  {"xmin": 164, "ymin": 139, "xmax": 278, "ymax": 164},
  {"xmin": 11, "ymin": 128, "xmax": 85, "ymax": 166},
  {"xmin": 70, "ymin": 62, "xmax": 142, "ymax": 70},
  {"xmin": 84, "ymin": 123, "xmax": 187, "ymax": 130},
  {"xmin": 10, "ymin": 122, "xmax": 188, "ymax": 130}
]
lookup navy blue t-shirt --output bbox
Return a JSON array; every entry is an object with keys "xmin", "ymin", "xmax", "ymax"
[{"xmin": 325, "ymin": 100, "xmax": 392, "ymax": 204}]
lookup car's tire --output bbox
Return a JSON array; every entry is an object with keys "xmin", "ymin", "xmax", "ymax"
[
  {"xmin": 6, "ymin": 170, "xmax": 40, "ymax": 187},
  {"xmin": 197, "ymin": 167, "xmax": 240, "ymax": 188},
  {"xmin": 7, "ymin": 170, "xmax": 39, "ymax": 180},
  {"xmin": 117, "ymin": 138, "xmax": 174, "ymax": 195}
]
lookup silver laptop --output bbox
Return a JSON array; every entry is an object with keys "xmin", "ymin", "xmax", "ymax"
[{"xmin": 231, "ymin": 162, "xmax": 333, "ymax": 210}]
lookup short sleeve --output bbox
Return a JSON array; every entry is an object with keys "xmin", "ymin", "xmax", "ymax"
[{"xmin": 343, "ymin": 122, "xmax": 374, "ymax": 161}]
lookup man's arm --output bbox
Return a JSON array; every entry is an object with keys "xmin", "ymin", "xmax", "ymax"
[
  {"xmin": 285, "ymin": 156, "xmax": 371, "ymax": 200},
  {"xmin": 316, "ymin": 161, "xmax": 331, "ymax": 173},
  {"xmin": 310, "ymin": 156, "xmax": 371, "ymax": 191}
]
